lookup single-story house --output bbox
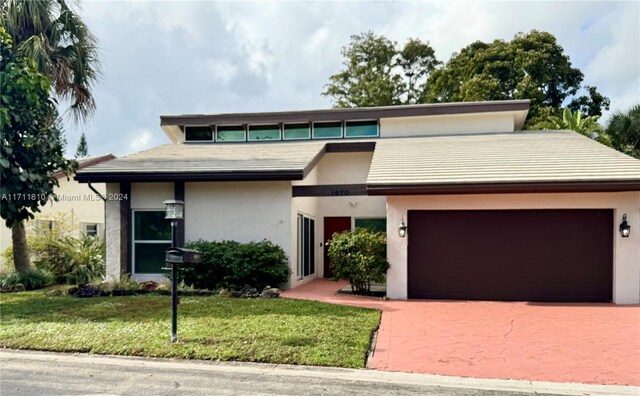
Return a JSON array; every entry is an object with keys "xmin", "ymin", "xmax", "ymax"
[
  {"xmin": 76, "ymin": 100, "xmax": 640, "ymax": 304},
  {"xmin": 1, "ymin": 154, "xmax": 115, "ymax": 271}
]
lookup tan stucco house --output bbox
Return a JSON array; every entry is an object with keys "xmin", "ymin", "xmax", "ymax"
[
  {"xmin": 76, "ymin": 100, "xmax": 640, "ymax": 304},
  {"xmin": 1, "ymin": 154, "xmax": 115, "ymax": 270}
]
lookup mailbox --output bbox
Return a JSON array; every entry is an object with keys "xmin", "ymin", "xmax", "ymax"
[{"xmin": 166, "ymin": 247, "xmax": 201, "ymax": 265}]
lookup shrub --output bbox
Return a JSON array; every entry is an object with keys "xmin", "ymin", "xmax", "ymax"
[
  {"xmin": 0, "ymin": 269, "xmax": 54, "ymax": 292},
  {"xmin": 23, "ymin": 213, "xmax": 106, "ymax": 284},
  {"xmin": 63, "ymin": 235, "xmax": 106, "ymax": 284},
  {"xmin": 181, "ymin": 240, "xmax": 290, "ymax": 291},
  {"xmin": 327, "ymin": 228, "xmax": 389, "ymax": 294}
]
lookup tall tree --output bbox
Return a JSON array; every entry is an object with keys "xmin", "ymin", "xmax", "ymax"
[
  {"xmin": 1, "ymin": 0, "xmax": 100, "ymax": 272},
  {"xmin": 425, "ymin": 30, "xmax": 609, "ymax": 127},
  {"xmin": 75, "ymin": 132, "xmax": 88, "ymax": 158},
  {"xmin": 1, "ymin": 0, "xmax": 101, "ymax": 122},
  {"xmin": 606, "ymin": 105, "xmax": 640, "ymax": 159},
  {"xmin": 323, "ymin": 32, "xmax": 439, "ymax": 107},
  {"xmin": 0, "ymin": 28, "xmax": 76, "ymax": 272}
]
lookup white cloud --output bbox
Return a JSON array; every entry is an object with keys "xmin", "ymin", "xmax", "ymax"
[
  {"xmin": 129, "ymin": 129, "xmax": 153, "ymax": 152},
  {"xmin": 67, "ymin": 1, "xmax": 639, "ymax": 157}
]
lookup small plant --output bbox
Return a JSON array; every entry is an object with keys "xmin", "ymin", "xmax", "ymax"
[
  {"xmin": 63, "ymin": 235, "xmax": 106, "ymax": 284},
  {"xmin": 328, "ymin": 228, "xmax": 389, "ymax": 294},
  {"xmin": 0, "ymin": 269, "xmax": 54, "ymax": 292}
]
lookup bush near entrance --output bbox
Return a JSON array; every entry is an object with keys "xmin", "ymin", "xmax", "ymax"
[
  {"xmin": 328, "ymin": 228, "xmax": 389, "ymax": 294},
  {"xmin": 180, "ymin": 240, "xmax": 290, "ymax": 291}
]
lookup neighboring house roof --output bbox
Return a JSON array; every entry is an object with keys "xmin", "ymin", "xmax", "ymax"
[
  {"xmin": 53, "ymin": 153, "xmax": 116, "ymax": 180},
  {"xmin": 367, "ymin": 130, "xmax": 640, "ymax": 195}
]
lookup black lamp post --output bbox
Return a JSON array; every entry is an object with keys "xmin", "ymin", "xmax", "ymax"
[{"xmin": 164, "ymin": 199, "xmax": 185, "ymax": 343}]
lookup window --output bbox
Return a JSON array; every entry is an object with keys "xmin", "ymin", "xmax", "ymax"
[
  {"xmin": 248, "ymin": 124, "xmax": 281, "ymax": 141},
  {"xmin": 312, "ymin": 121, "xmax": 342, "ymax": 139},
  {"xmin": 133, "ymin": 211, "xmax": 171, "ymax": 274},
  {"xmin": 297, "ymin": 214, "xmax": 315, "ymax": 279},
  {"xmin": 36, "ymin": 220, "xmax": 54, "ymax": 231},
  {"xmin": 82, "ymin": 223, "xmax": 100, "ymax": 237},
  {"xmin": 283, "ymin": 123, "xmax": 310, "ymax": 140},
  {"xmin": 184, "ymin": 126, "xmax": 213, "ymax": 141},
  {"xmin": 355, "ymin": 218, "xmax": 386, "ymax": 233},
  {"xmin": 216, "ymin": 125, "xmax": 246, "ymax": 142},
  {"xmin": 345, "ymin": 120, "xmax": 378, "ymax": 138}
]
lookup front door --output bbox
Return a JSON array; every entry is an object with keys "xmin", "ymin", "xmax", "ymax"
[{"xmin": 323, "ymin": 217, "xmax": 351, "ymax": 278}]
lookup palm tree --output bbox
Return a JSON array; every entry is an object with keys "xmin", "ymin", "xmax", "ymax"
[
  {"xmin": 606, "ymin": 105, "xmax": 640, "ymax": 159},
  {"xmin": 1, "ymin": 0, "xmax": 100, "ymax": 122},
  {"xmin": 1, "ymin": 0, "xmax": 100, "ymax": 272},
  {"xmin": 533, "ymin": 108, "xmax": 610, "ymax": 146}
]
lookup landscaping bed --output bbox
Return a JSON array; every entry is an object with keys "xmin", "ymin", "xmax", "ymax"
[{"xmin": 0, "ymin": 289, "xmax": 381, "ymax": 368}]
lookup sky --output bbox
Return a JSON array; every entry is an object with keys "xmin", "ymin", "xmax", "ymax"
[{"xmin": 64, "ymin": 0, "xmax": 640, "ymax": 157}]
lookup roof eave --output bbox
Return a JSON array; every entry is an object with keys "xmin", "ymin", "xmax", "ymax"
[
  {"xmin": 366, "ymin": 180, "xmax": 640, "ymax": 195},
  {"xmin": 75, "ymin": 170, "xmax": 305, "ymax": 183}
]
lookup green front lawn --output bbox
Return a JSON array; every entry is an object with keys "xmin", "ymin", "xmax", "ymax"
[{"xmin": 0, "ymin": 290, "xmax": 380, "ymax": 368}]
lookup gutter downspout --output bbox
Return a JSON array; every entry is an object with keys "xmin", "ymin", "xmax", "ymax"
[{"xmin": 88, "ymin": 182, "xmax": 106, "ymax": 201}]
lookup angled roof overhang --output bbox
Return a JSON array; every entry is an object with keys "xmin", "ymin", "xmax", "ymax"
[{"xmin": 75, "ymin": 141, "xmax": 375, "ymax": 183}]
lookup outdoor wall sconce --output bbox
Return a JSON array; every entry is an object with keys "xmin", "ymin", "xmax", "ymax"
[
  {"xmin": 620, "ymin": 214, "xmax": 631, "ymax": 238},
  {"xmin": 398, "ymin": 218, "xmax": 407, "ymax": 238},
  {"xmin": 163, "ymin": 199, "xmax": 185, "ymax": 220}
]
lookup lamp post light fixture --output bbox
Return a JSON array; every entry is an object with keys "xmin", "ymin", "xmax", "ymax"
[
  {"xmin": 163, "ymin": 199, "xmax": 185, "ymax": 343},
  {"xmin": 620, "ymin": 214, "xmax": 631, "ymax": 238},
  {"xmin": 398, "ymin": 218, "xmax": 407, "ymax": 238}
]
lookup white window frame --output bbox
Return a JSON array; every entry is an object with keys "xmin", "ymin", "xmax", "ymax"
[
  {"xmin": 81, "ymin": 222, "xmax": 101, "ymax": 237},
  {"xmin": 215, "ymin": 124, "xmax": 247, "ymax": 143},
  {"xmin": 183, "ymin": 125, "xmax": 214, "ymax": 143},
  {"xmin": 296, "ymin": 213, "xmax": 315, "ymax": 280},
  {"xmin": 344, "ymin": 119, "xmax": 379, "ymax": 139},
  {"xmin": 311, "ymin": 120, "xmax": 344, "ymax": 140},
  {"xmin": 131, "ymin": 209, "xmax": 172, "ymax": 276},
  {"xmin": 247, "ymin": 123, "xmax": 282, "ymax": 142},
  {"xmin": 282, "ymin": 122, "xmax": 311, "ymax": 141}
]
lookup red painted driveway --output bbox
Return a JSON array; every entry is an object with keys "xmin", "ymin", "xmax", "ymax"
[{"xmin": 282, "ymin": 279, "xmax": 640, "ymax": 386}]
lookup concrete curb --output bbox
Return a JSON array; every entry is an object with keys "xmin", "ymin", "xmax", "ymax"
[{"xmin": 1, "ymin": 349, "xmax": 637, "ymax": 396}]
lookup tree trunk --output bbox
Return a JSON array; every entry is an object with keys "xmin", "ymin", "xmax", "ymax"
[{"xmin": 12, "ymin": 221, "xmax": 31, "ymax": 273}]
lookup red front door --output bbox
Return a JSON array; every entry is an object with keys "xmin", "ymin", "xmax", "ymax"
[{"xmin": 323, "ymin": 217, "xmax": 351, "ymax": 278}]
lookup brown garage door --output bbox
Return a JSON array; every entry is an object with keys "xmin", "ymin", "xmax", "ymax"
[{"xmin": 408, "ymin": 209, "xmax": 613, "ymax": 302}]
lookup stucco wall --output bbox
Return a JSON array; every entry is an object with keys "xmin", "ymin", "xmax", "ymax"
[
  {"xmin": 380, "ymin": 112, "xmax": 515, "ymax": 138},
  {"xmin": 386, "ymin": 192, "xmax": 640, "ymax": 304},
  {"xmin": 1, "ymin": 179, "xmax": 107, "ymax": 270},
  {"xmin": 104, "ymin": 183, "xmax": 122, "ymax": 282},
  {"xmin": 291, "ymin": 166, "xmax": 319, "ymax": 288},
  {"xmin": 313, "ymin": 152, "xmax": 386, "ymax": 277}
]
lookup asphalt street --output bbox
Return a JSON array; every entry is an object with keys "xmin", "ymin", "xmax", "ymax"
[{"xmin": 0, "ymin": 350, "xmax": 635, "ymax": 396}]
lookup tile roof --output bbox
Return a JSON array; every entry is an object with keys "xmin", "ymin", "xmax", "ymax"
[
  {"xmin": 75, "ymin": 142, "xmax": 327, "ymax": 181},
  {"xmin": 367, "ymin": 130, "xmax": 640, "ymax": 188}
]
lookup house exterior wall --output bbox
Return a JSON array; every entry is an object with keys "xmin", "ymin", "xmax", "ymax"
[
  {"xmin": 105, "ymin": 183, "xmax": 123, "ymax": 281},
  {"xmin": 379, "ymin": 112, "xmax": 515, "ymax": 138},
  {"xmin": 1, "ymin": 178, "xmax": 108, "ymax": 271},
  {"xmin": 291, "ymin": 166, "xmax": 319, "ymax": 287},
  {"xmin": 386, "ymin": 192, "xmax": 640, "ymax": 304},
  {"xmin": 185, "ymin": 181, "xmax": 293, "ymax": 285},
  {"xmin": 311, "ymin": 152, "xmax": 386, "ymax": 277}
]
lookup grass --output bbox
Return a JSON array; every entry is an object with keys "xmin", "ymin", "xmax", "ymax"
[{"xmin": 0, "ymin": 289, "xmax": 381, "ymax": 368}]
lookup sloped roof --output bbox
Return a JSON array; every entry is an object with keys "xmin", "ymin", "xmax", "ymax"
[
  {"xmin": 75, "ymin": 142, "xmax": 328, "ymax": 182},
  {"xmin": 367, "ymin": 130, "xmax": 640, "ymax": 194}
]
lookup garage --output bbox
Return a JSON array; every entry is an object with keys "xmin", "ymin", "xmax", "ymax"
[{"xmin": 407, "ymin": 209, "xmax": 614, "ymax": 302}]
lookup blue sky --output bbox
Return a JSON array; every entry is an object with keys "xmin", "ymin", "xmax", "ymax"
[{"xmin": 64, "ymin": 0, "xmax": 640, "ymax": 157}]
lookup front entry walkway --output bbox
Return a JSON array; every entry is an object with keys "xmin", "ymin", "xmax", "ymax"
[{"xmin": 282, "ymin": 279, "xmax": 640, "ymax": 386}]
